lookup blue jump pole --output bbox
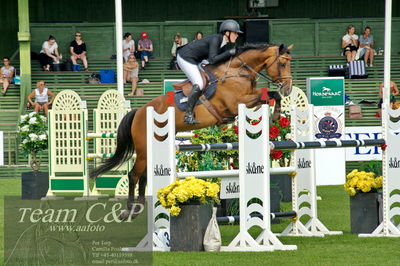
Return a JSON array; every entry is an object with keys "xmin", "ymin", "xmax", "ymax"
[
  {"xmin": 176, "ymin": 139, "xmax": 385, "ymax": 152},
  {"xmin": 217, "ymin": 211, "xmax": 297, "ymax": 224}
]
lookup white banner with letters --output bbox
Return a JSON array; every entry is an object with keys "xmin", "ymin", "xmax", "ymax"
[{"xmin": 344, "ymin": 126, "xmax": 400, "ymax": 161}]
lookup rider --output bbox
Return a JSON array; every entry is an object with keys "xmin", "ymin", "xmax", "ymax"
[{"xmin": 177, "ymin": 19, "xmax": 242, "ymax": 124}]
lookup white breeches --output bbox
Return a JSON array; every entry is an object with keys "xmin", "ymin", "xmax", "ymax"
[{"xmin": 177, "ymin": 54, "xmax": 204, "ymax": 90}]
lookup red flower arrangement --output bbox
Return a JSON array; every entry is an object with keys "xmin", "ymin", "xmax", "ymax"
[{"xmin": 269, "ymin": 115, "xmax": 292, "ymax": 167}]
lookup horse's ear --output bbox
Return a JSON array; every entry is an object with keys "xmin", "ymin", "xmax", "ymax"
[
  {"xmin": 287, "ymin": 44, "xmax": 294, "ymax": 51},
  {"xmin": 279, "ymin": 44, "xmax": 285, "ymax": 54}
]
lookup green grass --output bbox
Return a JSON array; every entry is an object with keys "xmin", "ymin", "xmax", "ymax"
[{"xmin": 1, "ymin": 178, "xmax": 400, "ymax": 266}]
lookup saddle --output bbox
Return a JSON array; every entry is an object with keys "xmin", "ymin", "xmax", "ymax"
[
  {"xmin": 172, "ymin": 65, "xmax": 231, "ymax": 124},
  {"xmin": 172, "ymin": 68, "xmax": 210, "ymax": 97}
]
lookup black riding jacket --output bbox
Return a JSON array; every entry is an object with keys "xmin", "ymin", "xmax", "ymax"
[{"xmin": 177, "ymin": 34, "xmax": 232, "ymax": 65}]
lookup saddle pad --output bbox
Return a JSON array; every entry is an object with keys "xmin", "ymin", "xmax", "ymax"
[{"xmin": 174, "ymin": 67, "xmax": 218, "ymax": 111}]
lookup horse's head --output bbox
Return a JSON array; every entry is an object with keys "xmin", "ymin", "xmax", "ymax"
[{"xmin": 264, "ymin": 44, "xmax": 293, "ymax": 96}]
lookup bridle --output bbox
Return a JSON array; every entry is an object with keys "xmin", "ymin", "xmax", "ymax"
[{"xmin": 219, "ymin": 48, "xmax": 293, "ymax": 90}]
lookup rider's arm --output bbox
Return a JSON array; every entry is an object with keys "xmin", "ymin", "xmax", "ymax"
[{"xmin": 207, "ymin": 36, "xmax": 232, "ymax": 65}]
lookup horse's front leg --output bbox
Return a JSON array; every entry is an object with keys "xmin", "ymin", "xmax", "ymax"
[{"xmin": 240, "ymin": 94, "xmax": 262, "ymax": 109}]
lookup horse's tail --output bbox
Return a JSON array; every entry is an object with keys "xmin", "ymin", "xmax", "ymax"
[{"xmin": 90, "ymin": 109, "xmax": 137, "ymax": 179}]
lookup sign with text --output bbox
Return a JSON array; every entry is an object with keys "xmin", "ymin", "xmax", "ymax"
[
  {"xmin": 220, "ymin": 177, "xmax": 239, "ymax": 199},
  {"xmin": 163, "ymin": 79, "xmax": 184, "ymax": 94},
  {"xmin": 307, "ymin": 77, "xmax": 345, "ymax": 106},
  {"xmin": 344, "ymin": 126, "xmax": 400, "ymax": 161},
  {"xmin": 4, "ymin": 197, "xmax": 151, "ymax": 265}
]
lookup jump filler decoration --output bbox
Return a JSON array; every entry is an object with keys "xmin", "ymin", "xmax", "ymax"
[
  {"xmin": 314, "ymin": 108, "xmax": 344, "ymax": 140},
  {"xmin": 307, "ymin": 77, "xmax": 345, "ymax": 185}
]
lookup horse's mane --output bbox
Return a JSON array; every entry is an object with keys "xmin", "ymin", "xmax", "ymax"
[
  {"xmin": 236, "ymin": 43, "xmax": 273, "ymax": 56},
  {"xmin": 235, "ymin": 43, "xmax": 291, "ymax": 56}
]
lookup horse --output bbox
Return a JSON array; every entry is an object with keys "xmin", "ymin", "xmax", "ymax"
[{"xmin": 91, "ymin": 43, "xmax": 293, "ymax": 219}]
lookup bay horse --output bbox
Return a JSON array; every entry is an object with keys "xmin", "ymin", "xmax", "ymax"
[{"xmin": 91, "ymin": 43, "xmax": 293, "ymax": 219}]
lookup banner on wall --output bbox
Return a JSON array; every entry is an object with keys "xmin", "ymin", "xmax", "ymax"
[{"xmin": 345, "ymin": 126, "xmax": 400, "ymax": 161}]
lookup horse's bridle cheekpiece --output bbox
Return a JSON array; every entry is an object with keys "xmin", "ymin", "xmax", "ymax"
[{"xmin": 219, "ymin": 46, "xmax": 292, "ymax": 94}]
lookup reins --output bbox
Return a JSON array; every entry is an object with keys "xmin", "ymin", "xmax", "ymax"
[{"xmin": 217, "ymin": 48, "xmax": 292, "ymax": 89}]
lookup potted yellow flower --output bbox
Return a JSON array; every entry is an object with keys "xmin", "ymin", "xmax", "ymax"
[
  {"xmin": 344, "ymin": 169, "xmax": 382, "ymax": 234},
  {"xmin": 157, "ymin": 176, "xmax": 220, "ymax": 251}
]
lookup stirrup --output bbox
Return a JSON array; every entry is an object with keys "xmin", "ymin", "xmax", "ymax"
[{"xmin": 184, "ymin": 112, "xmax": 200, "ymax": 124}]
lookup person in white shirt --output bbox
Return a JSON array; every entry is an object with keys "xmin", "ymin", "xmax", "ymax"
[
  {"xmin": 39, "ymin": 35, "xmax": 61, "ymax": 71},
  {"xmin": 27, "ymin": 80, "xmax": 56, "ymax": 117},
  {"xmin": 0, "ymin": 57, "xmax": 15, "ymax": 94},
  {"xmin": 171, "ymin": 33, "xmax": 188, "ymax": 57},
  {"xmin": 341, "ymin": 25, "xmax": 359, "ymax": 62},
  {"xmin": 123, "ymin": 32, "xmax": 135, "ymax": 62}
]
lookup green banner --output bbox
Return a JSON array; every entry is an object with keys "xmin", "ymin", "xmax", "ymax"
[
  {"xmin": 307, "ymin": 77, "xmax": 345, "ymax": 106},
  {"xmin": 163, "ymin": 79, "xmax": 184, "ymax": 94}
]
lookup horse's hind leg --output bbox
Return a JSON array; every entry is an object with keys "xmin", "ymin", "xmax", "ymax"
[
  {"xmin": 119, "ymin": 156, "xmax": 147, "ymax": 220},
  {"xmin": 138, "ymin": 170, "xmax": 147, "ymax": 204}
]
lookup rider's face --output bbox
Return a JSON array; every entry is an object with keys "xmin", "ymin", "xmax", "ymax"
[{"xmin": 226, "ymin": 32, "xmax": 239, "ymax": 43}]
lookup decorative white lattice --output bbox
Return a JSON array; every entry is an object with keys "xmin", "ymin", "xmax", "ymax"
[
  {"xmin": 52, "ymin": 90, "xmax": 83, "ymax": 111},
  {"xmin": 115, "ymin": 176, "xmax": 129, "ymax": 196},
  {"xmin": 91, "ymin": 90, "xmax": 131, "ymax": 195},
  {"xmin": 281, "ymin": 86, "xmax": 308, "ymax": 115}
]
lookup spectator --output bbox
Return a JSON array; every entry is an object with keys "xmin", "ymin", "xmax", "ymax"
[
  {"xmin": 358, "ymin": 26, "xmax": 375, "ymax": 67},
  {"xmin": 137, "ymin": 32, "xmax": 153, "ymax": 70},
  {"xmin": 123, "ymin": 32, "xmax": 135, "ymax": 62},
  {"xmin": 378, "ymin": 81, "xmax": 399, "ymax": 117},
  {"xmin": 170, "ymin": 33, "xmax": 188, "ymax": 70},
  {"xmin": 70, "ymin": 32, "xmax": 88, "ymax": 72},
  {"xmin": 342, "ymin": 25, "xmax": 358, "ymax": 62},
  {"xmin": 171, "ymin": 33, "xmax": 188, "ymax": 57},
  {"xmin": 39, "ymin": 35, "xmax": 61, "ymax": 71},
  {"xmin": 194, "ymin": 31, "xmax": 203, "ymax": 40},
  {"xmin": 27, "ymin": 80, "xmax": 56, "ymax": 117},
  {"xmin": 0, "ymin": 57, "xmax": 15, "ymax": 95},
  {"xmin": 123, "ymin": 54, "xmax": 141, "ymax": 97}
]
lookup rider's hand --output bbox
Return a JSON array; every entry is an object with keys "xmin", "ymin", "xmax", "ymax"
[{"xmin": 229, "ymin": 48, "xmax": 236, "ymax": 56}]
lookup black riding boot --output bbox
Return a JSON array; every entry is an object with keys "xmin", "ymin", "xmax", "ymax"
[{"xmin": 184, "ymin": 84, "xmax": 201, "ymax": 124}]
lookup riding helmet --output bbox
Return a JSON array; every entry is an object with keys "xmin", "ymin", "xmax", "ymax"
[{"xmin": 219, "ymin": 19, "xmax": 243, "ymax": 34}]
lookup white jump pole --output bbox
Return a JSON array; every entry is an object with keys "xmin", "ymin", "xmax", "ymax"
[
  {"xmin": 115, "ymin": 0, "xmax": 124, "ymax": 95},
  {"xmin": 176, "ymin": 167, "xmax": 296, "ymax": 179},
  {"xmin": 360, "ymin": 0, "xmax": 400, "ymax": 237}
]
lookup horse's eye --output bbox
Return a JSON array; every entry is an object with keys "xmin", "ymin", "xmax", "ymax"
[{"xmin": 280, "ymin": 63, "xmax": 286, "ymax": 67}]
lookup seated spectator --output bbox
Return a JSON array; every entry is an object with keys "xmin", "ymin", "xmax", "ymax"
[
  {"xmin": 137, "ymin": 32, "xmax": 153, "ymax": 70},
  {"xmin": 170, "ymin": 33, "xmax": 188, "ymax": 70},
  {"xmin": 342, "ymin": 25, "xmax": 358, "ymax": 62},
  {"xmin": 358, "ymin": 27, "xmax": 375, "ymax": 67},
  {"xmin": 27, "ymin": 80, "xmax": 56, "ymax": 117},
  {"xmin": 0, "ymin": 57, "xmax": 15, "ymax": 95},
  {"xmin": 123, "ymin": 54, "xmax": 141, "ymax": 97},
  {"xmin": 194, "ymin": 31, "xmax": 203, "ymax": 40},
  {"xmin": 70, "ymin": 32, "xmax": 88, "ymax": 72},
  {"xmin": 39, "ymin": 35, "xmax": 61, "ymax": 71},
  {"xmin": 123, "ymin": 32, "xmax": 135, "ymax": 62},
  {"xmin": 171, "ymin": 33, "xmax": 188, "ymax": 57},
  {"xmin": 377, "ymin": 81, "xmax": 399, "ymax": 117}
]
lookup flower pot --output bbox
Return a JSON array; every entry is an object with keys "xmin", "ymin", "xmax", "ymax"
[
  {"xmin": 170, "ymin": 204, "xmax": 212, "ymax": 251},
  {"xmin": 350, "ymin": 192, "xmax": 382, "ymax": 234},
  {"xmin": 21, "ymin": 171, "xmax": 49, "ymax": 199},
  {"xmin": 270, "ymin": 174, "xmax": 292, "ymax": 202}
]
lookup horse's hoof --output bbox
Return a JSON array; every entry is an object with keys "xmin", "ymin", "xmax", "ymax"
[
  {"xmin": 118, "ymin": 209, "xmax": 131, "ymax": 221},
  {"xmin": 118, "ymin": 207, "xmax": 142, "ymax": 221}
]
